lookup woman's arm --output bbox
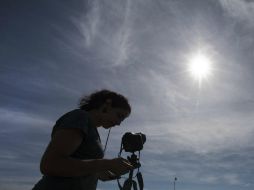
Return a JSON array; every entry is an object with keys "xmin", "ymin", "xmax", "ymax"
[{"xmin": 40, "ymin": 128, "xmax": 133, "ymax": 177}]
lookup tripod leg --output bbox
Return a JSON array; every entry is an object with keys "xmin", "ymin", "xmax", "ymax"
[
  {"xmin": 123, "ymin": 179, "xmax": 132, "ymax": 190},
  {"xmin": 132, "ymin": 180, "xmax": 138, "ymax": 190},
  {"xmin": 137, "ymin": 172, "xmax": 144, "ymax": 190}
]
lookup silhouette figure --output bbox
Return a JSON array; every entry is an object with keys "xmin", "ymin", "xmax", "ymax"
[{"xmin": 32, "ymin": 90, "xmax": 134, "ymax": 190}]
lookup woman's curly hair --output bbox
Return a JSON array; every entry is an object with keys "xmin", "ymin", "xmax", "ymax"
[{"xmin": 78, "ymin": 89, "xmax": 131, "ymax": 113}]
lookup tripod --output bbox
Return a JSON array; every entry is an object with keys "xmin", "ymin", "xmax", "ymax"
[{"xmin": 117, "ymin": 153, "xmax": 144, "ymax": 190}]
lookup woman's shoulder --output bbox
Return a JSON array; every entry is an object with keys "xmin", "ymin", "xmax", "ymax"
[
  {"xmin": 60, "ymin": 109, "xmax": 87, "ymax": 119},
  {"xmin": 54, "ymin": 109, "xmax": 89, "ymax": 126},
  {"xmin": 52, "ymin": 109, "xmax": 90, "ymax": 136}
]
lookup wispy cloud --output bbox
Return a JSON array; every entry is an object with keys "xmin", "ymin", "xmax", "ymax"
[
  {"xmin": 66, "ymin": 0, "xmax": 135, "ymax": 67},
  {"xmin": 223, "ymin": 173, "xmax": 241, "ymax": 185},
  {"xmin": 0, "ymin": 108, "xmax": 52, "ymax": 130},
  {"xmin": 219, "ymin": 0, "xmax": 254, "ymax": 28},
  {"xmin": 75, "ymin": 0, "xmax": 100, "ymax": 47}
]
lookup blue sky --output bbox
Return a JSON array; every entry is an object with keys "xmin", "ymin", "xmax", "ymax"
[{"xmin": 1, "ymin": 0, "xmax": 254, "ymax": 189}]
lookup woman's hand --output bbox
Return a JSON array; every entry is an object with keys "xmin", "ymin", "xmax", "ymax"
[
  {"xmin": 107, "ymin": 157, "xmax": 134, "ymax": 176},
  {"xmin": 97, "ymin": 170, "xmax": 120, "ymax": 181}
]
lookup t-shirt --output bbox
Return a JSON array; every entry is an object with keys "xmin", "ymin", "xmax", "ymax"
[{"xmin": 32, "ymin": 109, "xmax": 104, "ymax": 190}]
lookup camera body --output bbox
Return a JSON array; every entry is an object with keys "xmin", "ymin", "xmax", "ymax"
[{"xmin": 122, "ymin": 132, "xmax": 146, "ymax": 153}]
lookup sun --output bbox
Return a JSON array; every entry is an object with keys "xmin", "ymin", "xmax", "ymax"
[{"xmin": 188, "ymin": 53, "xmax": 212, "ymax": 82}]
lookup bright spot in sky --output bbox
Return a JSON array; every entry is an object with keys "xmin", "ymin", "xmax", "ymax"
[{"xmin": 188, "ymin": 53, "xmax": 212, "ymax": 82}]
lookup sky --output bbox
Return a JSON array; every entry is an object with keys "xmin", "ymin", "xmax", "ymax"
[{"xmin": 1, "ymin": 0, "xmax": 254, "ymax": 189}]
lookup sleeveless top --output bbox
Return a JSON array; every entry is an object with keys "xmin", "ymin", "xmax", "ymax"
[{"xmin": 32, "ymin": 109, "xmax": 104, "ymax": 190}]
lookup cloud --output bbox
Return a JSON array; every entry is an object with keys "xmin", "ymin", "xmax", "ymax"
[
  {"xmin": 74, "ymin": 0, "xmax": 100, "ymax": 47},
  {"xmin": 0, "ymin": 176, "xmax": 38, "ymax": 190},
  {"xmin": 223, "ymin": 174, "xmax": 241, "ymax": 185},
  {"xmin": 219, "ymin": 0, "xmax": 254, "ymax": 28},
  {"xmin": 144, "ymin": 111, "xmax": 254, "ymax": 155},
  {"xmin": 141, "ymin": 147, "xmax": 252, "ymax": 185},
  {"xmin": 0, "ymin": 109, "xmax": 50, "ymax": 190},
  {"xmin": 0, "ymin": 108, "xmax": 52, "ymax": 131},
  {"xmin": 65, "ymin": 0, "xmax": 136, "ymax": 67}
]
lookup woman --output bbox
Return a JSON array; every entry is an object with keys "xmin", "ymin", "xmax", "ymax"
[{"xmin": 32, "ymin": 90, "xmax": 134, "ymax": 190}]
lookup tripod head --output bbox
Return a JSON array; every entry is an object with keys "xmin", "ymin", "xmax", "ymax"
[{"xmin": 127, "ymin": 153, "xmax": 141, "ymax": 169}]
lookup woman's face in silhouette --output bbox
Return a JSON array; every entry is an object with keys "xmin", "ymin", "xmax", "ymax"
[{"xmin": 100, "ymin": 106, "xmax": 130, "ymax": 129}]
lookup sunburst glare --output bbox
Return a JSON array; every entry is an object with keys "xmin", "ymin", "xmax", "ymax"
[{"xmin": 188, "ymin": 52, "xmax": 212, "ymax": 84}]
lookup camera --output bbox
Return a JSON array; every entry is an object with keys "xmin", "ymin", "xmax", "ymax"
[{"xmin": 122, "ymin": 132, "xmax": 146, "ymax": 153}]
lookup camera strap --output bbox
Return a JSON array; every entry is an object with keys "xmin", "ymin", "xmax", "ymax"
[{"xmin": 103, "ymin": 128, "xmax": 112, "ymax": 154}]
